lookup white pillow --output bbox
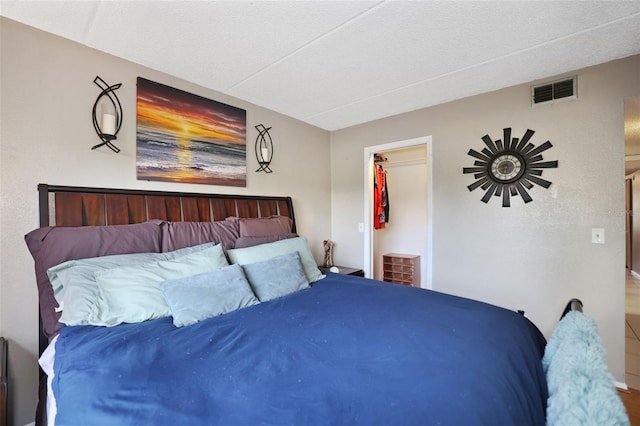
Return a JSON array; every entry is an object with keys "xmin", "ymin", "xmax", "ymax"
[
  {"xmin": 227, "ymin": 237, "xmax": 324, "ymax": 283},
  {"xmin": 90, "ymin": 244, "xmax": 228, "ymax": 326},
  {"xmin": 48, "ymin": 243, "xmax": 219, "ymax": 326}
]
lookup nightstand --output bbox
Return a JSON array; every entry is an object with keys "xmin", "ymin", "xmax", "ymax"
[{"xmin": 319, "ymin": 266, "xmax": 365, "ymax": 277}]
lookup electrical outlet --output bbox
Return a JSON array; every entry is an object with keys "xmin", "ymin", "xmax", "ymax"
[{"xmin": 591, "ymin": 228, "xmax": 605, "ymax": 244}]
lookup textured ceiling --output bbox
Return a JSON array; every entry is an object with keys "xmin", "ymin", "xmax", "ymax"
[{"xmin": 1, "ymin": 1, "xmax": 640, "ymax": 131}]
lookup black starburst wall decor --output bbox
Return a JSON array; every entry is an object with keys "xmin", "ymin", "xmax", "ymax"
[{"xmin": 462, "ymin": 128, "xmax": 558, "ymax": 207}]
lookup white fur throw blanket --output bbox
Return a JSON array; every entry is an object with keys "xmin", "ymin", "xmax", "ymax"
[{"xmin": 542, "ymin": 311, "xmax": 629, "ymax": 426}]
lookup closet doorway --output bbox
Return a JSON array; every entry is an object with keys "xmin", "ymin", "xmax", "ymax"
[{"xmin": 363, "ymin": 136, "xmax": 433, "ymax": 288}]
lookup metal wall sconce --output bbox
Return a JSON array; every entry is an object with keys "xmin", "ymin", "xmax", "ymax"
[
  {"xmin": 255, "ymin": 124, "xmax": 273, "ymax": 173},
  {"xmin": 91, "ymin": 76, "xmax": 123, "ymax": 153}
]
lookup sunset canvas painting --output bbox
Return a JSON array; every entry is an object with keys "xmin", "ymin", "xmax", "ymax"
[{"xmin": 136, "ymin": 77, "xmax": 247, "ymax": 187}]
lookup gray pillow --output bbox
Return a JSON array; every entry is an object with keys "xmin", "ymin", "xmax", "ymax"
[
  {"xmin": 236, "ymin": 216, "xmax": 293, "ymax": 237},
  {"xmin": 160, "ymin": 220, "xmax": 240, "ymax": 252},
  {"xmin": 241, "ymin": 252, "xmax": 310, "ymax": 302},
  {"xmin": 161, "ymin": 264, "xmax": 259, "ymax": 327},
  {"xmin": 233, "ymin": 233, "xmax": 297, "ymax": 249}
]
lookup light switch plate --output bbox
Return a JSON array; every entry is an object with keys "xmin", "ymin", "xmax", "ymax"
[{"xmin": 592, "ymin": 228, "xmax": 605, "ymax": 244}]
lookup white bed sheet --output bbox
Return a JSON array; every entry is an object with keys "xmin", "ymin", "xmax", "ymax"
[{"xmin": 38, "ymin": 335, "xmax": 58, "ymax": 426}]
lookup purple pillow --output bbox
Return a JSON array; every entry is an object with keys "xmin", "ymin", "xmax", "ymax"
[
  {"xmin": 160, "ymin": 220, "xmax": 240, "ymax": 253},
  {"xmin": 233, "ymin": 233, "xmax": 298, "ymax": 249},
  {"xmin": 234, "ymin": 216, "xmax": 293, "ymax": 237},
  {"xmin": 24, "ymin": 221, "xmax": 162, "ymax": 340}
]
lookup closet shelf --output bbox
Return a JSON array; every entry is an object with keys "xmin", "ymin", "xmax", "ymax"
[{"xmin": 382, "ymin": 253, "xmax": 420, "ymax": 287}]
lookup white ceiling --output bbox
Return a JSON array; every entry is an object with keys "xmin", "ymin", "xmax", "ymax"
[{"xmin": 1, "ymin": 1, "xmax": 640, "ymax": 131}]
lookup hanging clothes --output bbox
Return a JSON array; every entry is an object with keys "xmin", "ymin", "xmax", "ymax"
[{"xmin": 373, "ymin": 156, "xmax": 390, "ymax": 229}]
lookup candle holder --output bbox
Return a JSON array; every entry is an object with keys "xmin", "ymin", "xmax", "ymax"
[
  {"xmin": 91, "ymin": 76, "xmax": 123, "ymax": 153},
  {"xmin": 255, "ymin": 124, "xmax": 273, "ymax": 173}
]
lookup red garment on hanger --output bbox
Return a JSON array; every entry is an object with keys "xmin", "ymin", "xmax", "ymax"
[{"xmin": 374, "ymin": 163, "xmax": 388, "ymax": 229}]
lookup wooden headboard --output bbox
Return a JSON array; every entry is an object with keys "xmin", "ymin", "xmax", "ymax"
[{"xmin": 38, "ymin": 184, "xmax": 296, "ymax": 232}]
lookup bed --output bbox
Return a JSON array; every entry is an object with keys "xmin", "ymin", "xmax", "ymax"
[{"xmin": 26, "ymin": 184, "xmax": 549, "ymax": 425}]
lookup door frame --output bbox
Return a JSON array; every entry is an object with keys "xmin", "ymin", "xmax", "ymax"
[{"xmin": 362, "ymin": 136, "xmax": 433, "ymax": 288}]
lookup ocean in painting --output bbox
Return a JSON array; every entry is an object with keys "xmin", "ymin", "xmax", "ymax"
[{"xmin": 137, "ymin": 126, "xmax": 246, "ymax": 187}]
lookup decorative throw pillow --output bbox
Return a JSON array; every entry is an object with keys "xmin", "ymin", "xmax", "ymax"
[
  {"xmin": 90, "ymin": 244, "xmax": 228, "ymax": 326},
  {"xmin": 24, "ymin": 221, "xmax": 162, "ymax": 339},
  {"xmin": 161, "ymin": 264, "xmax": 259, "ymax": 327},
  {"xmin": 227, "ymin": 237, "xmax": 324, "ymax": 283},
  {"xmin": 241, "ymin": 252, "xmax": 310, "ymax": 302}
]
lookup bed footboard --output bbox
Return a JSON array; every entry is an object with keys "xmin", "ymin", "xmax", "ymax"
[{"xmin": 560, "ymin": 297, "xmax": 583, "ymax": 319}]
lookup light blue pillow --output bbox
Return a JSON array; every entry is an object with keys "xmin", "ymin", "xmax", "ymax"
[
  {"xmin": 49, "ymin": 242, "xmax": 220, "ymax": 326},
  {"xmin": 161, "ymin": 264, "xmax": 259, "ymax": 327},
  {"xmin": 227, "ymin": 237, "xmax": 324, "ymax": 283},
  {"xmin": 241, "ymin": 252, "xmax": 310, "ymax": 302},
  {"xmin": 90, "ymin": 244, "xmax": 228, "ymax": 326}
]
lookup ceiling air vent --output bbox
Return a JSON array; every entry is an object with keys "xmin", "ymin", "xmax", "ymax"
[{"xmin": 531, "ymin": 77, "xmax": 576, "ymax": 106}]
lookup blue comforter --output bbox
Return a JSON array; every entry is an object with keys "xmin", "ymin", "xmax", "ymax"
[{"xmin": 53, "ymin": 273, "xmax": 547, "ymax": 425}]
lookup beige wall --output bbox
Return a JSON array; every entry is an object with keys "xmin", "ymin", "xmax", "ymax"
[
  {"xmin": 0, "ymin": 18, "xmax": 331, "ymax": 425},
  {"xmin": 331, "ymin": 54, "xmax": 640, "ymax": 387}
]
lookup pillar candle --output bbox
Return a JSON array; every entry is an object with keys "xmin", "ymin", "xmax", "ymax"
[{"xmin": 101, "ymin": 113, "xmax": 116, "ymax": 135}]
